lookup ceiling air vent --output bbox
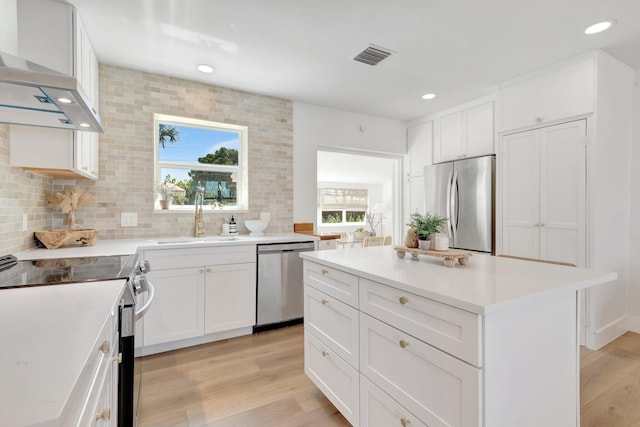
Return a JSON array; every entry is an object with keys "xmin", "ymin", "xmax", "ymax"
[{"xmin": 353, "ymin": 45, "xmax": 394, "ymax": 66}]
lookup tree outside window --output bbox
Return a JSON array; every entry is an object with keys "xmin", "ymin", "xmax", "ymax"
[
  {"xmin": 155, "ymin": 114, "xmax": 248, "ymax": 210},
  {"xmin": 319, "ymin": 188, "xmax": 368, "ymax": 224}
]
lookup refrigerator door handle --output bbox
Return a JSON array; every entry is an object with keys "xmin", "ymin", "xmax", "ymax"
[
  {"xmin": 450, "ymin": 170, "xmax": 458, "ymax": 241},
  {"xmin": 446, "ymin": 170, "xmax": 454, "ymax": 239}
]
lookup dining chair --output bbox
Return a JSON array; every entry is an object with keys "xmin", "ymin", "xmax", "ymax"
[
  {"xmin": 362, "ymin": 236, "xmax": 385, "ymax": 247},
  {"xmin": 383, "ymin": 235, "xmax": 392, "ymax": 246}
]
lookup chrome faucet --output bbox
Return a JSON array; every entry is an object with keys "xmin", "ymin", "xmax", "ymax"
[{"xmin": 194, "ymin": 184, "xmax": 205, "ymax": 238}]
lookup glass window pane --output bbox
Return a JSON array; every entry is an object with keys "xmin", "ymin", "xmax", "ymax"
[
  {"xmin": 158, "ymin": 124, "xmax": 240, "ymax": 166},
  {"xmin": 346, "ymin": 211, "xmax": 365, "ymax": 223},
  {"xmin": 321, "ymin": 211, "xmax": 343, "ymax": 223},
  {"xmin": 159, "ymin": 168, "xmax": 237, "ymax": 206}
]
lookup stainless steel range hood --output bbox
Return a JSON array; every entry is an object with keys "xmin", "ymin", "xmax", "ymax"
[{"xmin": 0, "ymin": 50, "xmax": 104, "ymax": 133}]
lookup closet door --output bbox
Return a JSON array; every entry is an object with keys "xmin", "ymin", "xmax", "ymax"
[
  {"xmin": 502, "ymin": 130, "xmax": 540, "ymax": 259},
  {"xmin": 539, "ymin": 120, "xmax": 586, "ymax": 266}
]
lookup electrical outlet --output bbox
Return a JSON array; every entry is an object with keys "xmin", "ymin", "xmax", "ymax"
[
  {"xmin": 22, "ymin": 213, "xmax": 28, "ymax": 231},
  {"xmin": 121, "ymin": 212, "xmax": 137, "ymax": 227}
]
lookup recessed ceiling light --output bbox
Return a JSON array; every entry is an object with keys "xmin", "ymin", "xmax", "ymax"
[
  {"xmin": 422, "ymin": 93, "xmax": 436, "ymax": 100},
  {"xmin": 196, "ymin": 64, "xmax": 215, "ymax": 73},
  {"xmin": 79, "ymin": 123, "xmax": 91, "ymax": 128},
  {"xmin": 585, "ymin": 20, "xmax": 615, "ymax": 35},
  {"xmin": 57, "ymin": 97, "xmax": 72, "ymax": 104}
]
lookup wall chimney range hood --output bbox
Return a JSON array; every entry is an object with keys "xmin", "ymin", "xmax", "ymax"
[{"xmin": 0, "ymin": 50, "xmax": 104, "ymax": 133}]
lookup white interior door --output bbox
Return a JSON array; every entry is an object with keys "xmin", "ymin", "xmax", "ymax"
[
  {"xmin": 502, "ymin": 130, "xmax": 540, "ymax": 259},
  {"xmin": 540, "ymin": 120, "xmax": 586, "ymax": 267}
]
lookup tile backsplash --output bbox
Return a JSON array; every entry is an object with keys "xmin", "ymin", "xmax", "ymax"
[{"xmin": 0, "ymin": 65, "xmax": 294, "ymax": 254}]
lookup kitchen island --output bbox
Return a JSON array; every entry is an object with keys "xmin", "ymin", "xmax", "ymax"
[{"xmin": 300, "ymin": 246, "xmax": 616, "ymax": 427}]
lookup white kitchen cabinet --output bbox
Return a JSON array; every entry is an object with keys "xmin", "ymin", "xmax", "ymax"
[
  {"xmin": 140, "ymin": 245, "xmax": 257, "ymax": 354},
  {"xmin": 11, "ymin": 0, "xmax": 100, "ymax": 179},
  {"xmin": 432, "ymin": 101, "xmax": 494, "ymax": 163},
  {"xmin": 303, "ymin": 256, "xmax": 589, "ymax": 427},
  {"xmin": 498, "ymin": 58, "xmax": 595, "ymax": 132},
  {"xmin": 204, "ymin": 263, "xmax": 257, "ymax": 334},
  {"xmin": 360, "ymin": 375, "xmax": 428, "ymax": 427},
  {"xmin": 502, "ymin": 120, "xmax": 586, "ymax": 267},
  {"xmin": 360, "ymin": 314, "xmax": 481, "ymax": 427},
  {"xmin": 143, "ymin": 267, "xmax": 205, "ymax": 346}
]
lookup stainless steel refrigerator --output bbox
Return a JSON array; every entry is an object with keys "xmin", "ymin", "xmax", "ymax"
[{"xmin": 424, "ymin": 155, "xmax": 495, "ymax": 254}]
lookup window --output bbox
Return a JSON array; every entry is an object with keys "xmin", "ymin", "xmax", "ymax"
[
  {"xmin": 154, "ymin": 114, "xmax": 248, "ymax": 210},
  {"xmin": 318, "ymin": 188, "xmax": 368, "ymax": 224}
]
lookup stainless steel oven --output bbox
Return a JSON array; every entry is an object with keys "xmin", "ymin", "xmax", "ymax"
[{"xmin": 0, "ymin": 253, "xmax": 155, "ymax": 427}]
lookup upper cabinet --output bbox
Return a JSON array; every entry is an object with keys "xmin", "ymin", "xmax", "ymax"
[
  {"xmin": 498, "ymin": 58, "xmax": 595, "ymax": 132},
  {"xmin": 432, "ymin": 100, "xmax": 494, "ymax": 164},
  {"xmin": 11, "ymin": 0, "xmax": 99, "ymax": 180}
]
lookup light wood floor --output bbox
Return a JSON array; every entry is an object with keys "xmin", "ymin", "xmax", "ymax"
[{"xmin": 138, "ymin": 325, "xmax": 640, "ymax": 426}]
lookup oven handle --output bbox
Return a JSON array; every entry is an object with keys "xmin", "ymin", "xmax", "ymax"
[{"xmin": 135, "ymin": 279, "xmax": 155, "ymax": 320}]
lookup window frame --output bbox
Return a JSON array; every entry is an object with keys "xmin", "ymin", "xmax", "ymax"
[
  {"xmin": 154, "ymin": 113, "xmax": 249, "ymax": 211},
  {"xmin": 318, "ymin": 187, "xmax": 368, "ymax": 226}
]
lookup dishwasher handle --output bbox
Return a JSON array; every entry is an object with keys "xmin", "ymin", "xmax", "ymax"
[{"xmin": 257, "ymin": 242, "xmax": 315, "ymax": 253}]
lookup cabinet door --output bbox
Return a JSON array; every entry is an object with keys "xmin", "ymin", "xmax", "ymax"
[
  {"xmin": 204, "ymin": 263, "xmax": 256, "ymax": 334},
  {"xmin": 360, "ymin": 375, "xmax": 428, "ymax": 427},
  {"xmin": 539, "ymin": 120, "xmax": 586, "ymax": 266},
  {"xmin": 499, "ymin": 58, "xmax": 595, "ymax": 131},
  {"xmin": 433, "ymin": 112, "xmax": 463, "ymax": 163},
  {"xmin": 408, "ymin": 175, "xmax": 425, "ymax": 216},
  {"xmin": 360, "ymin": 314, "xmax": 481, "ymax": 427},
  {"xmin": 144, "ymin": 267, "xmax": 205, "ymax": 346},
  {"xmin": 407, "ymin": 121, "xmax": 432, "ymax": 176},
  {"xmin": 464, "ymin": 102, "xmax": 494, "ymax": 157},
  {"xmin": 502, "ymin": 129, "xmax": 541, "ymax": 259}
]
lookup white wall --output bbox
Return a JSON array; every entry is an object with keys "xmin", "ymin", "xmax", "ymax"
[
  {"xmin": 627, "ymin": 69, "xmax": 640, "ymax": 326},
  {"xmin": 293, "ymin": 102, "xmax": 406, "ymax": 224},
  {"xmin": 0, "ymin": 0, "xmax": 17, "ymax": 54}
]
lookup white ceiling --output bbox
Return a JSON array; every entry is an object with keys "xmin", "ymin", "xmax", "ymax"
[{"xmin": 69, "ymin": 0, "xmax": 640, "ymax": 121}]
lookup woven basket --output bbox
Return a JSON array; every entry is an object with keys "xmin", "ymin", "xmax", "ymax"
[{"xmin": 34, "ymin": 228, "xmax": 98, "ymax": 249}]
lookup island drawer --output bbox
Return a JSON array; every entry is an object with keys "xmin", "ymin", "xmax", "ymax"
[
  {"xmin": 360, "ymin": 314, "xmax": 481, "ymax": 427},
  {"xmin": 304, "ymin": 284, "xmax": 359, "ymax": 367},
  {"xmin": 305, "ymin": 331, "xmax": 360, "ymax": 426},
  {"xmin": 360, "ymin": 375, "xmax": 429, "ymax": 427},
  {"xmin": 304, "ymin": 261, "xmax": 358, "ymax": 307},
  {"xmin": 359, "ymin": 278, "xmax": 482, "ymax": 367},
  {"xmin": 143, "ymin": 244, "xmax": 256, "ymax": 270}
]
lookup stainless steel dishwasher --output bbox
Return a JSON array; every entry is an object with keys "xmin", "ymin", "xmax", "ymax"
[{"xmin": 255, "ymin": 241, "xmax": 315, "ymax": 332}]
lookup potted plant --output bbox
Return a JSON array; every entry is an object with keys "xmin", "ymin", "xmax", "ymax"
[
  {"xmin": 157, "ymin": 181, "xmax": 173, "ymax": 209},
  {"xmin": 353, "ymin": 226, "xmax": 370, "ymax": 241},
  {"xmin": 408, "ymin": 212, "xmax": 447, "ymax": 250}
]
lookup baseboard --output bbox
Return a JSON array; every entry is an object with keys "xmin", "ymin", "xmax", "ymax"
[
  {"xmin": 625, "ymin": 315, "xmax": 640, "ymax": 334},
  {"xmin": 135, "ymin": 326, "xmax": 253, "ymax": 356},
  {"xmin": 586, "ymin": 315, "xmax": 628, "ymax": 350}
]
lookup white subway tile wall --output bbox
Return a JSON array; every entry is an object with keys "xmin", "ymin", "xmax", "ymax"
[{"xmin": 0, "ymin": 65, "xmax": 294, "ymax": 254}]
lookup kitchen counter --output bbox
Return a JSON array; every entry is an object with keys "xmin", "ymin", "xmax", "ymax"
[
  {"xmin": 300, "ymin": 245, "xmax": 616, "ymax": 315},
  {"xmin": 16, "ymin": 233, "xmax": 319, "ymax": 260},
  {"xmin": 0, "ymin": 280, "xmax": 125, "ymax": 426}
]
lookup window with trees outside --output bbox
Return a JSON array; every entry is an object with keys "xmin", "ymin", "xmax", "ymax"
[
  {"xmin": 318, "ymin": 188, "xmax": 368, "ymax": 224},
  {"xmin": 155, "ymin": 114, "xmax": 248, "ymax": 210}
]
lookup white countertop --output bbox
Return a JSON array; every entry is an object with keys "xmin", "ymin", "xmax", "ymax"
[
  {"xmin": 300, "ymin": 246, "xmax": 617, "ymax": 315},
  {"xmin": 0, "ymin": 280, "xmax": 125, "ymax": 426},
  {"xmin": 16, "ymin": 233, "xmax": 319, "ymax": 260}
]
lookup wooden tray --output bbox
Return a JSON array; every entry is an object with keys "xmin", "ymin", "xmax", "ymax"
[
  {"xmin": 34, "ymin": 228, "xmax": 98, "ymax": 249},
  {"xmin": 394, "ymin": 246, "xmax": 473, "ymax": 267}
]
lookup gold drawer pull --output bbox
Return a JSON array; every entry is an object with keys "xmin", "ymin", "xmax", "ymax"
[
  {"xmin": 95, "ymin": 408, "xmax": 111, "ymax": 421},
  {"xmin": 321, "ymin": 351, "xmax": 329, "ymax": 357},
  {"xmin": 321, "ymin": 269, "xmax": 329, "ymax": 275},
  {"xmin": 98, "ymin": 340, "xmax": 110, "ymax": 354},
  {"xmin": 399, "ymin": 339, "xmax": 409, "ymax": 349},
  {"xmin": 400, "ymin": 417, "xmax": 411, "ymax": 426},
  {"xmin": 321, "ymin": 299, "xmax": 329, "ymax": 305},
  {"xmin": 398, "ymin": 296, "xmax": 409, "ymax": 305}
]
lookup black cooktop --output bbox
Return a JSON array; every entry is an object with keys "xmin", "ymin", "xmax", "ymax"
[{"xmin": 0, "ymin": 254, "xmax": 136, "ymax": 290}]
